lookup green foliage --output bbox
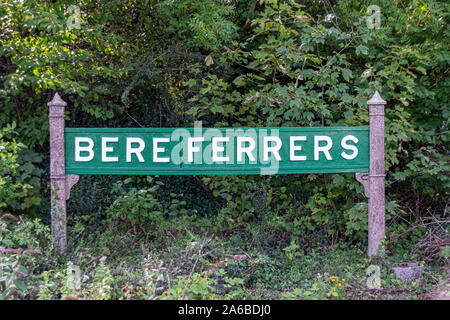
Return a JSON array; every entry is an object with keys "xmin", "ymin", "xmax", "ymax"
[
  {"xmin": 0, "ymin": 253, "xmax": 29, "ymax": 300},
  {"xmin": 283, "ymin": 275, "xmax": 348, "ymax": 300},
  {"xmin": 0, "ymin": 217, "xmax": 50, "ymax": 250},
  {"xmin": 85, "ymin": 258, "xmax": 114, "ymax": 300},
  {"xmin": 160, "ymin": 271, "xmax": 218, "ymax": 300},
  {"xmin": 439, "ymin": 246, "xmax": 450, "ymax": 261},
  {"xmin": 8, "ymin": 149, "xmax": 43, "ymax": 214},
  {"xmin": 0, "ymin": 0, "xmax": 180, "ymax": 150},
  {"xmin": 0, "ymin": 215, "xmax": 446, "ymax": 300},
  {"xmin": 0, "ymin": 124, "xmax": 23, "ymax": 212},
  {"xmin": 0, "ymin": 1, "xmax": 448, "ymax": 302},
  {"xmin": 0, "ymin": 217, "xmax": 51, "ymax": 300},
  {"xmin": 105, "ymin": 177, "xmax": 188, "ymax": 227},
  {"xmin": 283, "ymin": 240, "xmax": 301, "ymax": 261},
  {"xmin": 36, "ymin": 257, "xmax": 115, "ymax": 300},
  {"xmin": 106, "ymin": 177, "xmax": 164, "ymax": 227},
  {"xmin": 0, "ymin": 123, "xmax": 42, "ymax": 215},
  {"xmin": 158, "ymin": 0, "xmax": 239, "ymax": 51},
  {"xmin": 1, "ymin": 0, "xmax": 446, "ymax": 246},
  {"xmin": 183, "ymin": 0, "xmax": 449, "ymax": 248}
]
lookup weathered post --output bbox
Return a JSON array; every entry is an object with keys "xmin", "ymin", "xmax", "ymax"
[
  {"xmin": 48, "ymin": 93, "xmax": 67, "ymax": 254},
  {"xmin": 358, "ymin": 91, "xmax": 387, "ymax": 258},
  {"xmin": 48, "ymin": 93, "xmax": 79, "ymax": 254}
]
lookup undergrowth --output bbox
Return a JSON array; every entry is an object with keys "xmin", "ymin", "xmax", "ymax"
[{"xmin": 0, "ymin": 213, "xmax": 446, "ymax": 300}]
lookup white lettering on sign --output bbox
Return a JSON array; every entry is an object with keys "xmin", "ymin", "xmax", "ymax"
[
  {"xmin": 212, "ymin": 137, "xmax": 229, "ymax": 162},
  {"xmin": 126, "ymin": 137, "xmax": 145, "ymax": 162},
  {"xmin": 236, "ymin": 137, "xmax": 256, "ymax": 162},
  {"xmin": 290, "ymin": 136, "xmax": 307, "ymax": 161},
  {"xmin": 314, "ymin": 136, "xmax": 333, "ymax": 160},
  {"xmin": 153, "ymin": 137, "xmax": 170, "ymax": 163},
  {"xmin": 73, "ymin": 134, "xmax": 363, "ymax": 164},
  {"xmin": 75, "ymin": 137, "xmax": 94, "ymax": 162},
  {"xmin": 263, "ymin": 136, "xmax": 282, "ymax": 161},
  {"xmin": 341, "ymin": 135, "xmax": 359, "ymax": 160},
  {"xmin": 187, "ymin": 137, "xmax": 204, "ymax": 163},
  {"xmin": 101, "ymin": 137, "xmax": 119, "ymax": 162}
]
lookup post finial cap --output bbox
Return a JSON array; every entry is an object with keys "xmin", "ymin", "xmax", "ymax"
[
  {"xmin": 48, "ymin": 92, "xmax": 67, "ymax": 107},
  {"xmin": 367, "ymin": 91, "xmax": 386, "ymax": 105}
]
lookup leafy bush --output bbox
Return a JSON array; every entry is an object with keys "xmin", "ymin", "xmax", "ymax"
[
  {"xmin": 105, "ymin": 177, "xmax": 188, "ymax": 228},
  {"xmin": 158, "ymin": 0, "xmax": 239, "ymax": 51},
  {"xmin": 0, "ymin": 0, "xmax": 448, "ymax": 302},
  {"xmin": 0, "ymin": 252, "xmax": 29, "ymax": 299},
  {"xmin": 183, "ymin": 0, "xmax": 449, "ymax": 249},
  {"xmin": 160, "ymin": 271, "xmax": 218, "ymax": 300},
  {"xmin": 0, "ymin": 123, "xmax": 42, "ymax": 216},
  {"xmin": 0, "ymin": 216, "xmax": 51, "ymax": 300},
  {"xmin": 1, "ymin": 0, "xmax": 447, "ymax": 250},
  {"xmin": 106, "ymin": 178, "xmax": 164, "ymax": 227},
  {"xmin": 283, "ymin": 275, "xmax": 348, "ymax": 300}
]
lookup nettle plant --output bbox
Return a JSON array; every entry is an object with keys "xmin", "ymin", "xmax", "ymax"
[
  {"xmin": 106, "ymin": 177, "xmax": 188, "ymax": 228},
  {"xmin": 0, "ymin": 252, "xmax": 29, "ymax": 300}
]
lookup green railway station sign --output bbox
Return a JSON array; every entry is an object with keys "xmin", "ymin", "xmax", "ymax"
[
  {"xmin": 48, "ymin": 91, "xmax": 387, "ymax": 257},
  {"xmin": 64, "ymin": 126, "xmax": 369, "ymax": 175}
]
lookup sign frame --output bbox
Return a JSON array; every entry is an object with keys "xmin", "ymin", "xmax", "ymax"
[{"xmin": 63, "ymin": 126, "xmax": 370, "ymax": 176}]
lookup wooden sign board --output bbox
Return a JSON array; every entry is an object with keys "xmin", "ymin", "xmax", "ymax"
[{"xmin": 64, "ymin": 127, "xmax": 369, "ymax": 175}]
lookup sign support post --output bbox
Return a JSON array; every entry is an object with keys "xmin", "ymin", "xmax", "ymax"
[
  {"xmin": 48, "ymin": 93, "xmax": 78, "ymax": 254},
  {"xmin": 367, "ymin": 91, "xmax": 387, "ymax": 257},
  {"xmin": 356, "ymin": 91, "xmax": 387, "ymax": 257}
]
